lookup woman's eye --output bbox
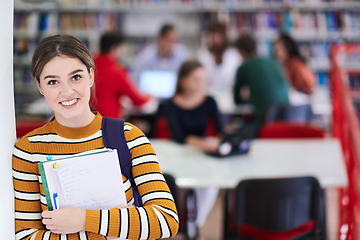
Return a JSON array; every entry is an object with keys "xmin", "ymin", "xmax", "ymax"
[
  {"xmin": 48, "ymin": 80, "xmax": 58, "ymax": 85},
  {"xmin": 72, "ymin": 75, "xmax": 81, "ymax": 81}
]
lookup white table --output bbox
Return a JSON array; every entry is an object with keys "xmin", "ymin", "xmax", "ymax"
[{"xmin": 150, "ymin": 138, "xmax": 348, "ymax": 189}]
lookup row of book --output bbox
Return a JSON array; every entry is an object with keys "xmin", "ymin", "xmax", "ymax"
[
  {"xmin": 14, "ymin": 12, "xmax": 120, "ymax": 39},
  {"xmin": 14, "ymin": 11, "xmax": 360, "ymax": 41},
  {"xmin": 229, "ymin": 11, "xmax": 360, "ymax": 40},
  {"xmin": 14, "ymin": 0, "xmax": 360, "ymax": 10}
]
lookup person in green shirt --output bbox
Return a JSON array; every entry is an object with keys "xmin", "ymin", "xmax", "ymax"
[{"xmin": 233, "ymin": 33, "xmax": 289, "ymax": 123}]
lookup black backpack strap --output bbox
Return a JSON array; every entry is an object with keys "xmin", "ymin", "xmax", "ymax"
[{"xmin": 102, "ymin": 117, "xmax": 142, "ymax": 206}]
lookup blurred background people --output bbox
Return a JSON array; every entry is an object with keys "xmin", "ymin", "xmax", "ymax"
[
  {"xmin": 233, "ymin": 33, "xmax": 289, "ymax": 123},
  {"xmin": 197, "ymin": 21, "xmax": 242, "ymax": 114},
  {"xmin": 273, "ymin": 32, "xmax": 317, "ymax": 106},
  {"xmin": 132, "ymin": 23, "xmax": 190, "ymax": 86},
  {"xmin": 156, "ymin": 59, "xmax": 223, "ymax": 233},
  {"xmin": 91, "ymin": 31, "xmax": 153, "ymax": 119},
  {"xmin": 157, "ymin": 59, "xmax": 223, "ymax": 152}
]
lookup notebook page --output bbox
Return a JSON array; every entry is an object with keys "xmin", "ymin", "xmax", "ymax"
[{"xmin": 43, "ymin": 150, "xmax": 126, "ymax": 210}]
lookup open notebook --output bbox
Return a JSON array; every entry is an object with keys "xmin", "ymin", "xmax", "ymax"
[{"xmin": 38, "ymin": 148, "xmax": 127, "ymax": 211}]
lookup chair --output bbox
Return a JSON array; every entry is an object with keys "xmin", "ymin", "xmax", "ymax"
[
  {"xmin": 153, "ymin": 115, "xmax": 172, "ymax": 139},
  {"xmin": 153, "ymin": 115, "xmax": 218, "ymax": 139},
  {"xmin": 163, "ymin": 173, "xmax": 198, "ymax": 240},
  {"xmin": 258, "ymin": 122, "xmax": 325, "ymax": 139},
  {"xmin": 262, "ymin": 104, "xmax": 313, "ymax": 124},
  {"xmin": 223, "ymin": 176, "xmax": 326, "ymax": 240}
]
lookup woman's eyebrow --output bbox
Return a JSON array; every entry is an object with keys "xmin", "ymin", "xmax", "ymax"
[
  {"xmin": 43, "ymin": 69, "xmax": 84, "ymax": 80},
  {"xmin": 44, "ymin": 75, "xmax": 59, "ymax": 80},
  {"xmin": 68, "ymin": 69, "xmax": 84, "ymax": 76}
]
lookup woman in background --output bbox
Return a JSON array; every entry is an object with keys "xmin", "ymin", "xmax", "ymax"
[
  {"xmin": 273, "ymin": 32, "xmax": 316, "ymax": 105},
  {"xmin": 12, "ymin": 34, "xmax": 178, "ymax": 240},
  {"xmin": 158, "ymin": 59, "xmax": 223, "ymax": 152},
  {"xmin": 157, "ymin": 59, "xmax": 223, "ymax": 236}
]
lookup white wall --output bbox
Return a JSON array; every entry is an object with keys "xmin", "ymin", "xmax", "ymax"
[{"xmin": 0, "ymin": 1, "xmax": 16, "ymax": 239}]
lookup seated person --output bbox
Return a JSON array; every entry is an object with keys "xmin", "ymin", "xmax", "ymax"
[
  {"xmin": 132, "ymin": 23, "xmax": 189, "ymax": 86},
  {"xmin": 233, "ymin": 33, "xmax": 289, "ymax": 123},
  {"xmin": 156, "ymin": 59, "xmax": 223, "ymax": 233},
  {"xmin": 157, "ymin": 59, "xmax": 223, "ymax": 153}
]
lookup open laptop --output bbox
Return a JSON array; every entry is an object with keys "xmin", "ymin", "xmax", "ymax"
[
  {"xmin": 138, "ymin": 70, "xmax": 177, "ymax": 99},
  {"xmin": 208, "ymin": 123, "xmax": 259, "ymax": 158}
]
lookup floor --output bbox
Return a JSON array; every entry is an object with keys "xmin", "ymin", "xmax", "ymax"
[{"xmin": 170, "ymin": 188, "xmax": 340, "ymax": 240}]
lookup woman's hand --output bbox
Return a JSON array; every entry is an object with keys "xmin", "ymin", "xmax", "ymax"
[
  {"xmin": 42, "ymin": 206, "xmax": 86, "ymax": 234},
  {"xmin": 186, "ymin": 135, "xmax": 221, "ymax": 153},
  {"xmin": 202, "ymin": 136, "xmax": 221, "ymax": 153}
]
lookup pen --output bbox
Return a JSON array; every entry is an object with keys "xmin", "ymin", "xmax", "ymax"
[{"xmin": 53, "ymin": 192, "xmax": 59, "ymax": 210}]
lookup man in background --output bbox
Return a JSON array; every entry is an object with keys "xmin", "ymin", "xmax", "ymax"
[
  {"xmin": 233, "ymin": 33, "xmax": 289, "ymax": 123},
  {"xmin": 131, "ymin": 23, "xmax": 189, "ymax": 85},
  {"xmin": 92, "ymin": 31, "xmax": 153, "ymax": 119}
]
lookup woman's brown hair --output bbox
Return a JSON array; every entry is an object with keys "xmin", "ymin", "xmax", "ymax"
[
  {"xmin": 31, "ymin": 35, "xmax": 94, "ymax": 83},
  {"xmin": 174, "ymin": 59, "xmax": 203, "ymax": 95}
]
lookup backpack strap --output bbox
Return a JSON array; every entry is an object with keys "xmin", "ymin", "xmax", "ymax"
[{"xmin": 102, "ymin": 117, "xmax": 143, "ymax": 206}]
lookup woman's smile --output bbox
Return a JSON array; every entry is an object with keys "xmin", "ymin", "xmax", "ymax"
[{"xmin": 60, "ymin": 98, "xmax": 78, "ymax": 106}]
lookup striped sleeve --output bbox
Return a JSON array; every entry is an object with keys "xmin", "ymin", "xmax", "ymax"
[
  {"xmin": 13, "ymin": 136, "xmax": 105, "ymax": 240},
  {"xmin": 84, "ymin": 123, "xmax": 179, "ymax": 239}
]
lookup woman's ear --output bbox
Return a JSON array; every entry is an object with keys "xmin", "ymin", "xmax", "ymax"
[
  {"xmin": 89, "ymin": 68, "xmax": 95, "ymax": 87},
  {"xmin": 34, "ymin": 78, "xmax": 43, "ymax": 95}
]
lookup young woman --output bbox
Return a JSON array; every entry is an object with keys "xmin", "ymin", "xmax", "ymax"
[
  {"xmin": 156, "ymin": 59, "xmax": 223, "ymax": 232},
  {"xmin": 158, "ymin": 59, "xmax": 223, "ymax": 153},
  {"xmin": 273, "ymin": 32, "xmax": 316, "ymax": 105},
  {"xmin": 12, "ymin": 35, "xmax": 178, "ymax": 240}
]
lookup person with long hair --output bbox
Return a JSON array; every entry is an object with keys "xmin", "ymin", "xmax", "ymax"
[
  {"xmin": 156, "ymin": 59, "xmax": 223, "ymax": 236},
  {"xmin": 273, "ymin": 32, "xmax": 316, "ymax": 105},
  {"xmin": 12, "ymin": 34, "xmax": 178, "ymax": 240}
]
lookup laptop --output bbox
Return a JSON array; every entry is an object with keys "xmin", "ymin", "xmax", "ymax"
[
  {"xmin": 138, "ymin": 70, "xmax": 177, "ymax": 99},
  {"xmin": 208, "ymin": 123, "xmax": 259, "ymax": 158}
]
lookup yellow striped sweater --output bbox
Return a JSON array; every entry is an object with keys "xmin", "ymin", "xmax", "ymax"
[{"xmin": 12, "ymin": 113, "xmax": 179, "ymax": 240}]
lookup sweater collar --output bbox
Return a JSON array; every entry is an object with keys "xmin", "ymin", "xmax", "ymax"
[{"xmin": 48, "ymin": 112, "xmax": 103, "ymax": 139}]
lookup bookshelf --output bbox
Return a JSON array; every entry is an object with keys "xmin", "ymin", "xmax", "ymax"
[{"xmin": 13, "ymin": 0, "xmax": 360, "ymax": 115}]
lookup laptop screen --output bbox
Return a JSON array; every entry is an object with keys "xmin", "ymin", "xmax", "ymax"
[{"xmin": 138, "ymin": 70, "xmax": 177, "ymax": 99}]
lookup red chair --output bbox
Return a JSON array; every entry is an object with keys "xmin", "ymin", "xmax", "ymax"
[
  {"xmin": 258, "ymin": 121, "xmax": 326, "ymax": 139},
  {"xmin": 153, "ymin": 115, "xmax": 218, "ymax": 139},
  {"xmin": 153, "ymin": 115, "xmax": 172, "ymax": 139}
]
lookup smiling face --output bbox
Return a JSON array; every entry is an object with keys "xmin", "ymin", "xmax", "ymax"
[{"xmin": 36, "ymin": 55, "xmax": 95, "ymax": 127}]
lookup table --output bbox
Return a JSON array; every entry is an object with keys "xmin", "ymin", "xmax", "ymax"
[{"xmin": 150, "ymin": 138, "xmax": 348, "ymax": 189}]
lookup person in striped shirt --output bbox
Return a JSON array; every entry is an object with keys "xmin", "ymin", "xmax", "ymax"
[{"xmin": 12, "ymin": 34, "xmax": 179, "ymax": 240}]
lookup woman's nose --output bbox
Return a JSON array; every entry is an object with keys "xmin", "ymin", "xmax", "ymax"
[{"xmin": 61, "ymin": 82, "xmax": 75, "ymax": 95}]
